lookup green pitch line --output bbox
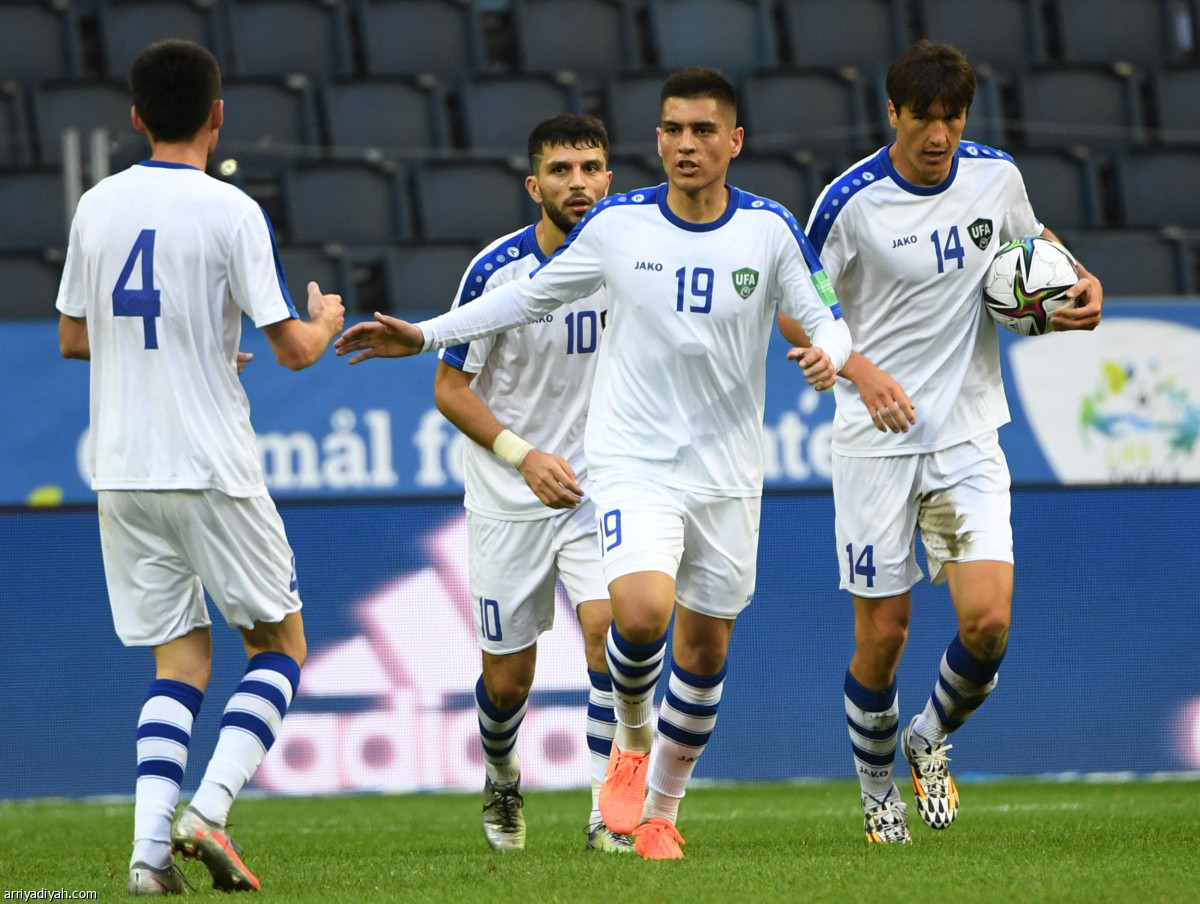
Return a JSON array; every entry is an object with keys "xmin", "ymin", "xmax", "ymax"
[{"xmin": 2, "ymin": 781, "xmax": 1197, "ymax": 903}]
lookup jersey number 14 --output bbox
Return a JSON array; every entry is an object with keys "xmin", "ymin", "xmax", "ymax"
[{"xmin": 112, "ymin": 229, "xmax": 161, "ymax": 349}]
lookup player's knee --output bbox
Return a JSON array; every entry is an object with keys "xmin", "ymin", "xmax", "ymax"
[
  {"xmin": 959, "ymin": 616, "xmax": 1009, "ymax": 660},
  {"xmin": 486, "ymin": 672, "xmax": 534, "ymax": 710},
  {"xmin": 614, "ymin": 610, "xmax": 671, "ymax": 645},
  {"xmin": 858, "ymin": 620, "xmax": 907, "ymax": 665}
]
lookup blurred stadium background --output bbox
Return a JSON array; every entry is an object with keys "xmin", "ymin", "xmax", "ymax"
[{"xmin": 1, "ymin": 0, "xmax": 1199, "ymax": 801}]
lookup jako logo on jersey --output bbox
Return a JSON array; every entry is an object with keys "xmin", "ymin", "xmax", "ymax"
[
  {"xmin": 732, "ymin": 267, "xmax": 759, "ymax": 299},
  {"xmin": 634, "ymin": 261, "xmax": 663, "ymax": 271},
  {"xmin": 892, "ymin": 235, "xmax": 918, "ymax": 247},
  {"xmin": 969, "ymin": 218, "xmax": 994, "ymax": 250}
]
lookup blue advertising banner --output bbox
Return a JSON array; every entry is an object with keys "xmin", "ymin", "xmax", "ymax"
[
  {"xmin": 2, "ymin": 486, "xmax": 1198, "ymax": 800},
  {"xmin": 4, "ymin": 300, "xmax": 1199, "ymax": 506}
]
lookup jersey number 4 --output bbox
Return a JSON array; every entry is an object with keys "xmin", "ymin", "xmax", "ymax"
[{"xmin": 112, "ymin": 229, "xmax": 161, "ymax": 349}]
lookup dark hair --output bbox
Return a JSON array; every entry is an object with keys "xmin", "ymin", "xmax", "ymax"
[
  {"xmin": 130, "ymin": 40, "xmax": 221, "ymax": 143},
  {"xmin": 659, "ymin": 67, "xmax": 737, "ymax": 120},
  {"xmin": 885, "ymin": 40, "xmax": 976, "ymax": 117},
  {"xmin": 528, "ymin": 114, "xmax": 610, "ymax": 173}
]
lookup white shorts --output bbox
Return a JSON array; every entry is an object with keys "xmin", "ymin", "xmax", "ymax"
[
  {"xmin": 832, "ymin": 432, "xmax": 1013, "ymax": 598},
  {"xmin": 98, "ymin": 489, "xmax": 302, "ymax": 647},
  {"xmin": 467, "ymin": 501, "xmax": 607, "ymax": 655},
  {"xmin": 590, "ymin": 473, "xmax": 761, "ymax": 620}
]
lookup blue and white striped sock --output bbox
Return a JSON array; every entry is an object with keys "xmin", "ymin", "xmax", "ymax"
[
  {"xmin": 844, "ymin": 671, "xmax": 900, "ymax": 806},
  {"xmin": 132, "ymin": 679, "xmax": 203, "ymax": 868},
  {"xmin": 914, "ymin": 633, "xmax": 1004, "ymax": 743},
  {"xmin": 605, "ymin": 623, "xmax": 666, "ymax": 752},
  {"xmin": 190, "ymin": 652, "xmax": 300, "ymax": 826},
  {"xmin": 586, "ymin": 669, "xmax": 617, "ymax": 819},
  {"xmin": 642, "ymin": 661, "xmax": 726, "ymax": 825},
  {"xmin": 475, "ymin": 675, "xmax": 526, "ymax": 785}
]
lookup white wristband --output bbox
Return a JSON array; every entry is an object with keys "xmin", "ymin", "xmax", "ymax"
[{"xmin": 492, "ymin": 429, "xmax": 534, "ymax": 469}]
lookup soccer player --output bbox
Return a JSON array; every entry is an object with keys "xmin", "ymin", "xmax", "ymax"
[
  {"xmin": 335, "ymin": 67, "xmax": 853, "ymax": 860},
  {"xmin": 796, "ymin": 39, "xmax": 1103, "ymax": 843},
  {"xmin": 434, "ymin": 114, "xmax": 632, "ymax": 854},
  {"xmin": 55, "ymin": 40, "xmax": 344, "ymax": 894}
]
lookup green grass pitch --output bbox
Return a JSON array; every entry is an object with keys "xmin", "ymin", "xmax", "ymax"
[{"xmin": 2, "ymin": 780, "xmax": 1197, "ymax": 902}]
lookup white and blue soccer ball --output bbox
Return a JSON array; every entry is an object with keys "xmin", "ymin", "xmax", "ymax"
[{"xmin": 981, "ymin": 236, "xmax": 1080, "ymax": 336}]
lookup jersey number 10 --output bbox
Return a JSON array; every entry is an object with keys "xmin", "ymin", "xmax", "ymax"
[{"xmin": 112, "ymin": 229, "xmax": 162, "ymax": 349}]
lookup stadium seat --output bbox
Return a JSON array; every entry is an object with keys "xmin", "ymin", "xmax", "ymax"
[
  {"xmin": 512, "ymin": 0, "xmax": 636, "ymax": 78},
  {"xmin": 1059, "ymin": 229, "xmax": 1190, "ymax": 296},
  {"xmin": 1117, "ymin": 150, "xmax": 1200, "ymax": 229},
  {"xmin": 647, "ymin": 0, "xmax": 775, "ymax": 76},
  {"xmin": 1015, "ymin": 67, "xmax": 1143, "ymax": 151},
  {"xmin": 96, "ymin": 0, "xmax": 224, "ymax": 81},
  {"xmin": 282, "ymin": 161, "xmax": 412, "ymax": 244},
  {"xmin": 356, "ymin": 0, "xmax": 484, "ymax": 80},
  {"xmin": 411, "ymin": 158, "xmax": 537, "ymax": 242},
  {"xmin": 278, "ymin": 244, "xmax": 356, "ymax": 311},
  {"xmin": 322, "ymin": 79, "xmax": 449, "ymax": 157},
  {"xmin": 459, "ymin": 75, "xmax": 580, "ymax": 152},
  {"xmin": 605, "ymin": 74, "xmax": 666, "ymax": 153},
  {"xmin": 608, "ymin": 153, "xmax": 666, "ymax": 195},
  {"xmin": 1052, "ymin": 0, "xmax": 1179, "ymax": 68},
  {"xmin": 385, "ymin": 244, "xmax": 481, "ymax": 315},
  {"xmin": 32, "ymin": 82, "xmax": 143, "ymax": 169},
  {"xmin": 227, "ymin": 0, "xmax": 352, "ymax": 79},
  {"xmin": 0, "ymin": 170, "xmax": 67, "ymax": 253},
  {"xmin": 778, "ymin": 0, "xmax": 905, "ymax": 71},
  {"xmin": 916, "ymin": 0, "xmax": 1042, "ymax": 70},
  {"xmin": 727, "ymin": 152, "xmax": 819, "ymax": 222},
  {"xmin": 742, "ymin": 70, "xmax": 872, "ymax": 157},
  {"xmin": 216, "ymin": 78, "xmax": 321, "ymax": 179},
  {"xmin": 1013, "ymin": 149, "xmax": 1103, "ymax": 230},
  {"xmin": 0, "ymin": 85, "xmax": 31, "ymax": 168},
  {"xmin": 0, "ymin": 1, "xmax": 82, "ymax": 83},
  {"xmin": 0, "ymin": 253, "xmax": 65, "ymax": 319},
  {"xmin": 1152, "ymin": 67, "xmax": 1200, "ymax": 147}
]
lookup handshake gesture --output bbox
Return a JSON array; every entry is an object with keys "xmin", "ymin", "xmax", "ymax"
[{"xmin": 334, "ymin": 312, "xmax": 425, "ymax": 364}]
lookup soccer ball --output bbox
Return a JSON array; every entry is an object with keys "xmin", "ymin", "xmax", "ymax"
[{"xmin": 980, "ymin": 236, "xmax": 1080, "ymax": 336}]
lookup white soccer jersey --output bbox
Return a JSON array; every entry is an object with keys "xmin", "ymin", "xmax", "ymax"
[
  {"xmin": 806, "ymin": 142, "xmax": 1041, "ymax": 457},
  {"xmin": 439, "ymin": 224, "xmax": 606, "ymax": 520},
  {"xmin": 56, "ymin": 161, "xmax": 297, "ymax": 496},
  {"xmin": 419, "ymin": 184, "xmax": 851, "ymax": 497}
]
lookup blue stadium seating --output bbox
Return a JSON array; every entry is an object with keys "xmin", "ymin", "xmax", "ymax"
[
  {"xmin": 1052, "ymin": 0, "xmax": 1179, "ymax": 68},
  {"xmin": 0, "ymin": 253, "xmax": 65, "ymax": 318},
  {"xmin": 608, "ymin": 153, "xmax": 666, "ymax": 195},
  {"xmin": 1015, "ymin": 67, "xmax": 1144, "ymax": 151},
  {"xmin": 779, "ymin": 0, "xmax": 905, "ymax": 71},
  {"xmin": 728, "ymin": 152, "xmax": 819, "ymax": 222},
  {"xmin": 459, "ymin": 75, "xmax": 580, "ymax": 152},
  {"xmin": 1013, "ymin": 149, "xmax": 1103, "ymax": 230},
  {"xmin": 916, "ymin": 0, "xmax": 1042, "ymax": 70},
  {"xmin": 386, "ymin": 244, "xmax": 481, "ymax": 314},
  {"xmin": 605, "ymin": 74, "xmax": 665, "ymax": 153},
  {"xmin": 0, "ymin": 170, "xmax": 67, "ymax": 252},
  {"xmin": 411, "ymin": 158, "xmax": 537, "ymax": 242},
  {"xmin": 226, "ymin": 0, "xmax": 353, "ymax": 79},
  {"xmin": 1153, "ymin": 67, "xmax": 1200, "ymax": 147},
  {"xmin": 32, "ymin": 81, "xmax": 142, "ymax": 169},
  {"xmin": 322, "ymin": 79, "xmax": 449, "ymax": 156},
  {"xmin": 742, "ymin": 69, "xmax": 872, "ymax": 157},
  {"xmin": 356, "ymin": 0, "xmax": 484, "ymax": 80},
  {"xmin": 512, "ymin": 0, "xmax": 637, "ymax": 78},
  {"xmin": 217, "ymin": 78, "xmax": 322, "ymax": 179},
  {"xmin": 1061, "ymin": 229, "xmax": 1192, "ymax": 295},
  {"xmin": 283, "ymin": 160, "xmax": 413, "ymax": 244},
  {"xmin": 96, "ymin": 0, "xmax": 224, "ymax": 81},
  {"xmin": 1118, "ymin": 150, "xmax": 1200, "ymax": 228},
  {"xmin": 0, "ymin": 86, "xmax": 31, "ymax": 169},
  {"xmin": 0, "ymin": 1, "xmax": 82, "ymax": 83},
  {"xmin": 279, "ymin": 244, "xmax": 356, "ymax": 311},
  {"xmin": 648, "ymin": 0, "xmax": 775, "ymax": 76}
]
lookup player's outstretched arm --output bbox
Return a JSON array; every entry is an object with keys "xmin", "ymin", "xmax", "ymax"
[
  {"xmin": 335, "ymin": 312, "xmax": 425, "ymax": 364},
  {"xmin": 1042, "ymin": 227, "xmax": 1103, "ymax": 332},
  {"xmin": 264, "ymin": 281, "xmax": 346, "ymax": 370},
  {"xmin": 434, "ymin": 362, "xmax": 583, "ymax": 509}
]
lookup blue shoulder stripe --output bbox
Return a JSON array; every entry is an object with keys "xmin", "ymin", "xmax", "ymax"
[
  {"xmin": 260, "ymin": 207, "xmax": 298, "ymax": 319},
  {"xmin": 957, "ymin": 140, "xmax": 1016, "ymax": 165},
  {"xmin": 532, "ymin": 186, "xmax": 661, "ymax": 277},
  {"xmin": 806, "ymin": 149, "xmax": 889, "ymax": 256},
  {"xmin": 441, "ymin": 224, "xmax": 539, "ymax": 370},
  {"xmin": 733, "ymin": 187, "xmax": 827, "ymax": 274}
]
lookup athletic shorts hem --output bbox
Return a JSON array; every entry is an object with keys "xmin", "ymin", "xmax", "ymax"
[{"xmin": 601, "ymin": 550, "xmax": 678, "ymax": 585}]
